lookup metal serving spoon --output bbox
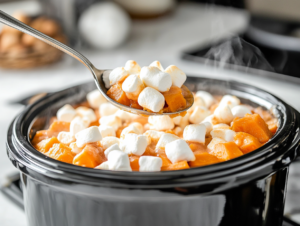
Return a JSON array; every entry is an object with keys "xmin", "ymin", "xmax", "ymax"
[{"xmin": 0, "ymin": 10, "xmax": 193, "ymax": 116}]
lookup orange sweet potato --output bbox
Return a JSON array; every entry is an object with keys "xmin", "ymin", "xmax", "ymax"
[
  {"xmin": 107, "ymin": 83, "xmax": 131, "ymax": 106},
  {"xmin": 209, "ymin": 142, "xmax": 243, "ymax": 161},
  {"xmin": 189, "ymin": 151, "xmax": 220, "ymax": 167},
  {"xmin": 162, "ymin": 86, "xmax": 186, "ymax": 112},
  {"xmin": 232, "ymin": 114, "xmax": 272, "ymax": 143},
  {"xmin": 31, "ymin": 130, "xmax": 49, "ymax": 146},
  {"xmin": 161, "ymin": 161, "xmax": 190, "ymax": 171},
  {"xmin": 234, "ymin": 132, "xmax": 262, "ymax": 154},
  {"xmin": 189, "ymin": 143, "xmax": 207, "ymax": 153},
  {"xmin": 47, "ymin": 143, "xmax": 75, "ymax": 164},
  {"xmin": 157, "ymin": 153, "xmax": 172, "ymax": 167},
  {"xmin": 35, "ymin": 137, "xmax": 60, "ymax": 154},
  {"xmin": 129, "ymin": 155, "xmax": 140, "ymax": 171},
  {"xmin": 73, "ymin": 144, "xmax": 106, "ymax": 168},
  {"xmin": 48, "ymin": 121, "xmax": 70, "ymax": 133},
  {"xmin": 130, "ymin": 100, "xmax": 143, "ymax": 110}
]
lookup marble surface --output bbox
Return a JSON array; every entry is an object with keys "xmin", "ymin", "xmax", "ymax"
[{"xmin": 1, "ymin": 2, "xmax": 300, "ymax": 226}]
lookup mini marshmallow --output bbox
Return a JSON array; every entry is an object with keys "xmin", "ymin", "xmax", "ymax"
[
  {"xmin": 114, "ymin": 110, "xmax": 132, "ymax": 122},
  {"xmin": 69, "ymin": 142, "xmax": 83, "ymax": 154},
  {"xmin": 86, "ymin": 90, "xmax": 107, "ymax": 109},
  {"xmin": 124, "ymin": 60, "xmax": 141, "ymax": 74},
  {"xmin": 188, "ymin": 96, "xmax": 206, "ymax": 113},
  {"xmin": 120, "ymin": 125, "xmax": 141, "ymax": 140},
  {"xmin": 57, "ymin": 104, "xmax": 76, "ymax": 122},
  {"xmin": 121, "ymin": 133, "xmax": 148, "ymax": 156},
  {"xmin": 173, "ymin": 126, "xmax": 183, "ymax": 136},
  {"xmin": 107, "ymin": 150, "xmax": 132, "ymax": 171},
  {"xmin": 143, "ymin": 130, "xmax": 164, "ymax": 145},
  {"xmin": 70, "ymin": 116, "xmax": 89, "ymax": 136},
  {"xmin": 139, "ymin": 156, "xmax": 162, "ymax": 172},
  {"xmin": 207, "ymin": 137, "xmax": 225, "ymax": 150},
  {"xmin": 75, "ymin": 126, "xmax": 102, "ymax": 148},
  {"xmin": 195, "ymin": 91, "xmax": 215, "ymax": 108},
  {"xmin": 109, "ymin": 67, "xmax": 130, "ymax": 86},
  {"xmin": 189, "ymin": 106, "xmax": 211, "ymax": 124},
  {"xmin": 122, "ymin": 74, "xmax": 145, "ymax": 100},
  {"xmin": 201, "ymin": 122, "xmax": 213, "ymax": 136},
  {"xmin": 100, "ymin": 137, "xmax": 120, "ymax": 150},
  {"xmin": 148, "ymin": 115, "xmax": 175, "ymax": 131},
  {"xmin": 99, "ymin": 125, "xmax": 116, "ymax": 138},
  {"xmin": 149, "ymin": 60, "xmax": 164, "ymax": 71},
  {"xmin": 99, "ymin": 103, "xmax": 119, "ymax": 117},
  {"xmin": 104, "ymin": 143, "xmax": 121, "ymax": 158},
  {"xmin": 156, "ymin": 133, "xmax": 179, "ymax": 149},
  {"xmin": 95, "ymin": 161, "xmax": 110, "ymax": 170},
  {"xmin": 138, "ymin": 87, "xmax": 165, "ymax": 112},
  {"xmin": 99, "ymin": 115, "xmax": 122, "ymax": 131},
  {"xmin": 231, "ymin": 105, "xmax": 252, "ymax": 118},
  {"xmin": 214, "ymin": 105, "xmax": 234, "ymax": 124},
  {"xmin": 76, "ymin": 107, "xmax": 97, "ymax": 124},
  {"xmin": 218, "ymin": 95, "xmax": 240, "ymax": 109},
  {"xmin": 103, "ymin": 70, "xmax": 112, "ymax": 89},
  {"xmin": 129, "ymin": 122, "xmax": 144, "ymax": 133},
  {"xmin": 164, "ymin": 65, "xmax": 187, "ymax": 88},
  {"xmin": 183, "ymin": 124, "xmax": 206, "ymax": 143},
  {"xmin": 213, "ymin": 123, "xmax": 230, "ymax": 130},
  {"xmin": 57, "ymin": 132, "xmax": 75, "ymax": 144},
  {"xmin": 172, "ymin": 116, "xmax": 182, "ymax": 125},
  {"xmin": 165, "ymin": 139, "xmax": 195, "ymax": 164},
  {"xmin": 210, "ymin": 129, "xmax": 236, "ymax": 142},
  {"xmin": 140, "ymin": 66, "xmax": 172, "ymax": 92},
  {"xmin": 202, "ymin": 115, "xmax": 219, "ymax": 125}
]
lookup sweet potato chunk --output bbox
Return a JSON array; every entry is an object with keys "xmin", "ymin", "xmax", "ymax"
[
  {"xmin": 35, "ymin": 137, "xmax": 60, "ymax": 154},
  {"xmin": 162, "ymin": 86, "xmax": 186, "ymax": 112},
  {"xmin": 161, "ymin": 161, "xmax": 190, "ymax": 171},
  {"xmin": 31, "ymin": 130, "xmax": 49, "ymax": 146},
  {"xmin": 232, "ymin": 114, "xmax": 272, "ymax": 143},
  {"xmin": 189, "ymin": 151, "xmax": 220, "ymax": 167},
  {"xmin": 47, "ymin": 143, "xmax": 75, "ymax": 164},
  {"xmin": 157, "ymin": 153, "xmax": 172, "ymax": 167},
  {"xmin": 107, "ymin": 83, "xmax": 131, "ymax": 106},
  {"xmin": 130, "ymin": 100, "xmax": 143, "ymax": 110},
  {"xmin": 189, "ymin": 143, "xmax": 207, "ymax": 153},
  {"xmin": 73, "ymin": 144, "xmax": 106, "ymax": 168},
  {"xmin": 234, "ymin": 132, "xmax": 262, "ymax": 154},
  {"xmin": 129, "ymin": 155, "xmax": 140, "ymax": 171},
  {"xmin": 48, "ymin": 121, "xmax": 70, "ymax": 133},
  {"xmin": 209, "ymin": 142, "xmax": 243, "ymax": 161}
]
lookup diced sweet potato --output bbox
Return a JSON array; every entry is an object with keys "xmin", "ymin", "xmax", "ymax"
[
  {"xmin": 157, "ymin": 152, "xmax": 172, "ymax": 167},
  {"xmin": 189, "ymin": 151, "xmax": 220, "ymax": 167},
  {"xmin": 162, "ymin": 86, "xmax": 186, "ymax": 112},
  {"xmin": 31, "ymin": 130, "xmax": 49, "ymax": 146},
  {"xmin": 129, "ymin": 155, "xmax": 140, "ymax": 171},
  {"xmin": 209, "ymin": 142, "xmax": 243, "ymax": 161},
  {"xmin": 73, "ymin": 144, "xmax": 106, "ymax": 168},
  {"xmin": 47, "ymin": 143, "xmax": 75, "ymax": 164},
  {"xmin": 161, "ymin": 161, "xmax": 190, "ymax": 171},
  {"xmin": 143, "ymin": 145, "xmax": 156, "ymax": 156},
  {"xmin": 234, "ymin": 132, "xmax": 262, "ymax": 154},
  {"xmin": 130, "ymin": 100, "xmax": 143, "ymax": 110},
  {"xmin": 107, "ymin": 83, "xmax": 131, "ymax": 106},
  {"xmin": 232, "ymin": 114, "xmax": 272, "ymax": 143},
  {"xmin": 35, "ymin": 137, "xmax": 60, "ymax": 154},
  {"xmin": 189, "ymin": 143, "xmax": 207, "ymax": 153},
  {"xmin": 48, "ymin": 121, "xmax": 70, "ymax": 133}
]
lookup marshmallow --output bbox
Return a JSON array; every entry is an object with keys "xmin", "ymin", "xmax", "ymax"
[
  {"xmin": 148, "ymin": 115, "xmax": 175, "ymax": 131},
  {"xmin": 214, "ymin": 105, "xmax": 234, "ymax": 124},
  {"xmin": 189, "ymin": 106, "xmax": 211, "ymax": 124},
  {"xmin": 129, "ymin": 122, "xmax": 144, "ymax": 133},
  {"xmin": 120, "ymin": 125, "xmax": 141, "ymax": 140},
  {"xmin": 202, "ymin": 115, "xmax": 219, "ymax": 125},
  {"xmin": 140, "ymin": 66, "xmax": 172, "ymax": 92},
  {"xmin": 124, "ymin": 60, "xmax": 141, "ymax": 75},
  {"xmin": 149, "ymin": 60, "xmax": 164, "ymax": 71},
  {"xmin": 122, "ymin": 74, "xmax": 145, "ymax": 100},
  {"xmin": 172, "ymin": 116, "xmax": 182, "ymax": 125},
  {"xmin": 104, "ymin": 143, "xmax": 121, "ymax": 158},
  {"xmin": 121, "ymin": 133, "xmax": 148, "ymax": 156},
  {"xmin": 57, "ymin": 104, "xmax": 76, "ymax": 122},
  {"xmin": 103, "ymin": 70, "xmax": 112, "ymax": 89},
  {"xmin": 156, "ymin": 133, "xmax": 179, "ymax": 149},
  {"xmin": 207, "ymin": 138, "xmax": 225, "ymax": 150},
  {"xmin": 99, "ymin": 125, "xmax": 116, "ymax": 138},
  {"xmin": 86, "ymin": 90, "xmax": 107, "ymax": 109},
  {"xmin": 57, "ymin": 132, "xmax": 75, "ymax": 144},
  {"xmin": 95, "ymin": 161, "xmax": 110, "ymax": 170},
  {"xmin": 100, "ymin": 137, "xmax": 120, "ymax": 150},
  {"xmin": 138, "ymin": 87, "xmax": 165, "ymax": 112},
  {"xmin": 183, "ymin": 124, "xmax": 206, "ymax": 143},
  {"xmin": 69, "ymin": 142, "xmax": 83, "ymax": 154},
  {"xmin": 75, "ymin": 126, "xmax": 102, "ymax": 148},
  {"xmin": 211, "ymin": 129, "xmax": 236, "ymax": 142},
  {"xmin": 195, "ymin": 91, "xmax": 215, "ymax": 108},
  {"xmin": 107, "ymin": 150, "xmax": 132, "ymax": 171},
  {"xmin": 202, "ymin": 122, "xmax": 213, "ymax": 136},
  {"xmin": 218, "ymin": 95, "xmax": 240, "ymax": 109},
  {"xmin": 76, "ymin": 107, "xmax": 97, "ymax": 124},
  {"xmin": 70, "ymin": 116, "xmax": 89, "ymax": 136},
  {"xmin": 213, "ymin": 123, "xmax": 230, "ymax": 130},
  {"xmin": 231, "ymin": 105, "xmax": 252, "ymax": 118},
  {"xmin": 139, "ymin": 156, "xmax": 162, "ymax": 172},
  {"xmin": 165, "ymin": 139, "xmax": 195, "ymax": 163},
  {"xmin": 99, "ymin": 115, "xmax": 122, "ymax": 131},
  {"xmin": 99, "ymin": 103, "xmax": 119, "ymax": 117},
  {"xmin": 188, "ymin": 96, "xmax": 206, "ymax": 113},
  {"xmin": 109, "ymin": 67, "xmax": 130, "ymax": 85},
  {"xmin": 173, "ymin": 126, "xmax": 183, "ymax": 136},
  {"xmin": 143, "ymin": 130, "xmax": 164, "ymax": 145},
  {"xmin": 164, "ymin": 65, "xmax": 187, "ymax": 88},
  {"xmin": 114, "ymin": 110, "xmax": 132, "ymax": 122}
]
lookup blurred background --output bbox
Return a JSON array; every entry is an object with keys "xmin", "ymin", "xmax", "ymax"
[{"xmin": 1, "ymin": 0, "xmax": 300, "ymax": 226}]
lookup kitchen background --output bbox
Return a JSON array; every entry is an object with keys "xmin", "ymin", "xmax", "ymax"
[{"xmin": 1, "ymin": 0, "xmax": 300, "ymax": 226}]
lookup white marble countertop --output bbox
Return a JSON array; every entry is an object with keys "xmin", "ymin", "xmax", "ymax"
[{"xmin": 1, "ymin": 2, "xmax": 300, "ymax": 226}]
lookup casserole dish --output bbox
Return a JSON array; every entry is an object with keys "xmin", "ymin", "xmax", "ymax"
[{"xmin": 6, "ymin": 76, "xmax": 300, "ymax": 226}]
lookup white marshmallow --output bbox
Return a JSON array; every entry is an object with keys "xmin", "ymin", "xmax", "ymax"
[
  {"xmin": 173, "ymin": 126, "xmax": 183, "ymax": 136},
  {"xmin": 231, "ymin": 105, "xmax": 252, "ymax": 118},
  {"xmin": 100, "ymin": 137, "xmax": 120, "ymax": 150},
  {"xmin": 99, "ymin": 125, "xmax": 116, "ymax": 138},
  {"xmin": 188, "ymin": 96, "xmax": 206, "ymax": 114},
  {"xmin": 218, "ymin": 95, "xmax": 240, "ymax": 109},
  {"xmin": 148, "ymin": 115, "xmax": 175, "ymax": 131},
  {"xmin": 121, "ymin": 133, "xmax": 148, "ymax": 156},
  {"xmin": 103, "ymin": 70, "xmax": 112, "ymax": 89},
  {"xmin": 139, "ymin": 156, "xmax": 162, "ymax": 172},
  {"xmin": 195, "ymin": 91, "xmax": 215, "ymax": 108},
  {"xmin": 69, "ymin": 142, "xmax": 83, "ymax": 154},
  {"xmin": 202, "ymin": 115, "xmax": 219, "ymax": 125},
  {"xmin": 183, "ymin": 124, "xmax": 206, "ymax": 143},
  {"xmin": 189, "ymin": 106, "xmax": 211, "ymax": 124},
  {"xmin": 75, "ymin": 126, "xmax": 102, "ymax": 148},
  {"xmin": 104, "ymin": 143, "xmax": 121, "ymax": 158},
  {"xmin": 213, "ymin": 123, "xmax": 230, "ymax": 130},
  {"xmin": 214, "ymin": 105, "xmax": 234, "ymax": 124},
  {"xmin": 138, "ymin": 87, "xmax": 165, "ymax": 112},
  {"xmin": 143, "ymin": 130, "xmax": 164, "ymax": 145},
  {"xmin": 57, "ymin": 132, "xmax": 75, "ymax": 144},
  {"xmin": 129, "ymin": 122, "xmax": 144, "ymax": 133},
  {"xmin": 109, "ymin": 67, "xmax": 129, "ymax": 85},
  {"xmin": 57, "ymin": 104, "xmax": 76, "ymax": 122},
  {"xmin": 124, "ymin": 60, "xmax": 141, "ymax": 74},
  {"xmin": 207, "ymin": 137, "xmax": 225, "ymax": 150},
  {"xmin": 122, "ymin": 74, "xmax": 145, "ymax": 100},
  {"xmin": 120, "ymin": 125, "xmax": 141, "ymax": 140},
  {"xmin": 107, "ymin": 150, "xmax": 132, "ymax": 171},
  {"xmin": 99, "ymin": 103, "xmax": 119, "ymax": 117},
  {"xmin": 172, "ymin": 116, "xmax": 182, "ymax": 125},
  {"xmin": 70, "ymin": 116, "xmax": 89, "ymax": 136},
  {"xmin": 95, "ymin": 161, "xmax": 110, "ymax": 170},
  {"xmin": 211, "ymin": 129, "xmax": 236, "ymax": 142},
  {"xmin": 114, "ymin": 110, "xmax": 132, "ymax": 122},
  {"xmin": 156, "ymin": 133, "xmax": 179, "ymax": 149},
  {"xmin": 140, "ymin": 66, "xmax": 172, "ymax": 92},
  {"xmin": 202, "ymin": 122, "xmax": 213, "ymax": 136},
  {"xmin": 76, "ymin": 107, "xmax": 97, "ymax": 124},
  {"xmin": 164, "ymin": 65, "xmax": 187, "ymax": 88},
  {"xmin": 149, "ymin": 60, "xmax": 164, "ymax": 71},
  {"xmin": 165, "ymin": 139, "xmax": 195, "ymax": 164},
  {"xmin": 99, "ymin": 115, "xmax": 122, "ymax": 131},
  {"xmin": 86, "ymin": 90, "xmax": 107, "ymax": 109}
]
